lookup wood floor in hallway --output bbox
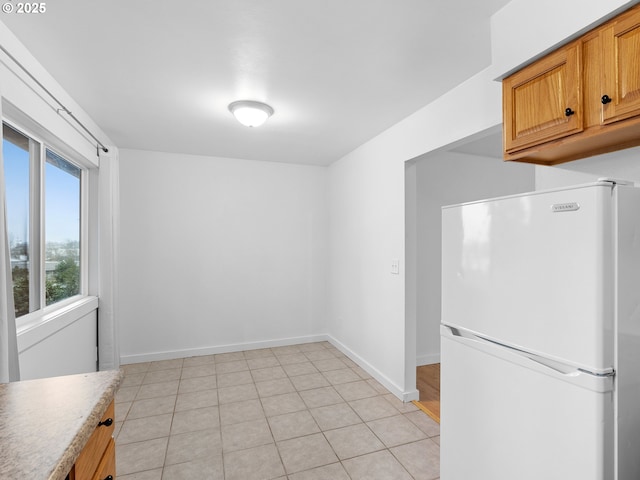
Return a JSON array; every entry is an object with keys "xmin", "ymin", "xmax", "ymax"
[{"xmin": 414, "ymin": 363, "xmax": 440, "ymax": 423}]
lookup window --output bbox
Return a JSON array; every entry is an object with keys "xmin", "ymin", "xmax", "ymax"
[
  {"xmin": 45, "ymin": 149, "xmax": 81, "ymax": 305},
  {"xmin": 4, "ymin": 124, "xmax": 35, "ymax": 316},
  {"xmin": 3, "ymin": 122, "xmax": 84, "ymax": 319}
]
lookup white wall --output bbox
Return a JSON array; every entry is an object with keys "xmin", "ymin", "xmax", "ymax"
[
  {"xmin": 413, "ymin": 151, "xmax": 535, "ymax": 365},
  {"xmin": 326, "ymin": 67, "xmax": 505, "ymax": 401},
  {"xmin": 327, "ymin": 140, "xmax": 408, "ymax": 398},
  {"xmin": 118, "ymin": 149, "xmax": 328, "ymax": 362},
  {"xmin": 19, "ymin": 308, "xmax": 97, "ymax": 380}
]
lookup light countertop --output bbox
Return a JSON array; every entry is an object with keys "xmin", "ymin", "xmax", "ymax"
[{"xmin": 0, "ymin": 369, "xmax": 123, "ymax": 480}]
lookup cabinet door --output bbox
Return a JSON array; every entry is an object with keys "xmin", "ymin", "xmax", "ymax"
[
  {"xmin": 601, "ymin": 6, "xmax": 640, "ymax": 124},
  {"xmin": 90, "ymin": 438, "xmax": 115, "ymax": 480},
  {"xmin": 74, "ymin": 401, "xmax": 115, "ymax": 480},
  {"xmin": 503, "ymin": 41, "xmax": 583, "ymax": 153}
]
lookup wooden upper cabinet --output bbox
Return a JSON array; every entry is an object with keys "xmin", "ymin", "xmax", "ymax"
[
  {"xmin": 503, "ymin": 42, "xmax": 583, "ymax": 154},
  {"xmin": 502, "ymin": 4, "xmax": 640, "ymax": 165},
  {"xmin": 600, "ymin": 7, "xmax": 640, "ymax": 124}
]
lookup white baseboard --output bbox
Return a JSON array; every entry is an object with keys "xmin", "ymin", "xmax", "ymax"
[
  {"xmin": 120, "ymin": 333, "xmax": 420, "ymax": 403},
  {"xmin": 120, "ymin": 334, "xmax": 330, "ymax": 364},
  {"xmin": 417, "ymin": 353, "xmax": 441, "ymax": 366},
  {"xmin": 327, "ymin": 335, "xmax": 419, "ymax": 403}
]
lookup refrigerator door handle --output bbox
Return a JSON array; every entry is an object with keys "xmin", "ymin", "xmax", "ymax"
[{"xmin": 441, "ymin": 324, "xmax": 614, "ymax": 393}]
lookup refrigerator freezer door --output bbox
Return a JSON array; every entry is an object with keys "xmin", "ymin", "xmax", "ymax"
[
  {"xmin": 442, "ymin": 183, "xmax": 614, "ymax": 373},
  {"xmin": 440, "ymin": 333, "xmax": 614, "ymax": 480}
]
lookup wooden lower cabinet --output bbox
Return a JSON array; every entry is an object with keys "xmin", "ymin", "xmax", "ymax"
[{"xmin": 68, "ymin": 401, "xmax": 116, "ymax": 480}]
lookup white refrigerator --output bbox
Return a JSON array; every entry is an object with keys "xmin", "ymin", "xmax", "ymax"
[{"xmin": 440, "ymin": 179, "xmax": 640, "ymax": 480}]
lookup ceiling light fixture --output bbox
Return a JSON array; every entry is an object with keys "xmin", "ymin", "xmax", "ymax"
[{"xmin": 228, "ymin": 100, "xmax": 274, "ymax": 127}]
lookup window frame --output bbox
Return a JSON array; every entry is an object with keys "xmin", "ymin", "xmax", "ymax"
[{"xmin": 3, "ymin": 117, "xmax": 91, "ymax": 330}]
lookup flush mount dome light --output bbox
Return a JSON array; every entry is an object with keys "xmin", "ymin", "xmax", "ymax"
[{"xmin": 228, "ymin": 100, "xmax": 274, "ymax": 127}]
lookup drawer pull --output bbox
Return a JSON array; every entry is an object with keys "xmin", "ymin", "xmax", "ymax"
[
  {"xmin": 98, "ymin": 418, "xmax": 113, "ymax": 427},
  {"xmin": 103, "ymin": 476, "xmax": 113, "ymax": 480}
]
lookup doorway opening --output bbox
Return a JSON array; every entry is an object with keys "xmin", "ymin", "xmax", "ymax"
[
  {"xmin": 404, "ymin": 126, "xmax": 536, "ymax": 428},
  {"xmin": 415, "ymin": 363, "xmax": 440, "ymax": 423}
]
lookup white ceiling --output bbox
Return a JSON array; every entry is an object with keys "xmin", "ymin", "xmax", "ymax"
[{"xmin": 1, "ymin": 0, "xmax": 511, "ymax": 166}]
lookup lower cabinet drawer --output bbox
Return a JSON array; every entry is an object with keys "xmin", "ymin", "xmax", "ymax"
[
  {"xmin": 91, "ymin": 437, "xmax": 115, "ymax": 480},
  {"xmin": 74, "ymin": 401, "xmax": 115, "ymax": 480}
]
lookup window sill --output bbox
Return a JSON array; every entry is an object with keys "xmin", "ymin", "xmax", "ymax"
[{"xmin": 17, "ymin": 296, "xmax": 99, "ymax": 354}]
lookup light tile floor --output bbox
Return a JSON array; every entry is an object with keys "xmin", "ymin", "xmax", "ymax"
[{"xmin": 115, "ymin": 341, "xmax": 440, "ymax": 480}]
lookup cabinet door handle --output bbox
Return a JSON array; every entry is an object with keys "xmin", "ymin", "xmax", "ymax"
[
  {"xmin": 565, "ymin": 108, "xmax": 575, "ymax": 116},
  {"xmin": 601, "ymin": 94, "xmax": 612, "ymax": 104},
  {"xmin": 98, "ymin": 418, "xmax": 113, "ymax": 427},
  {"xmin": 103, "ymin": 476, "xmax": 113, "ymax": 480}
]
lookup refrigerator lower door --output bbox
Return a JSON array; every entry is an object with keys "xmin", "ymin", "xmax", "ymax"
[{"xmin": 441, "ymin": 329, "xmax": 614, "ymax": 480}]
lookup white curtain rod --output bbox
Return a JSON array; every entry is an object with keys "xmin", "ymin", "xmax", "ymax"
[{"xmin": 0, "ymin": 43, "xmax": 109, "ymax": 156}]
